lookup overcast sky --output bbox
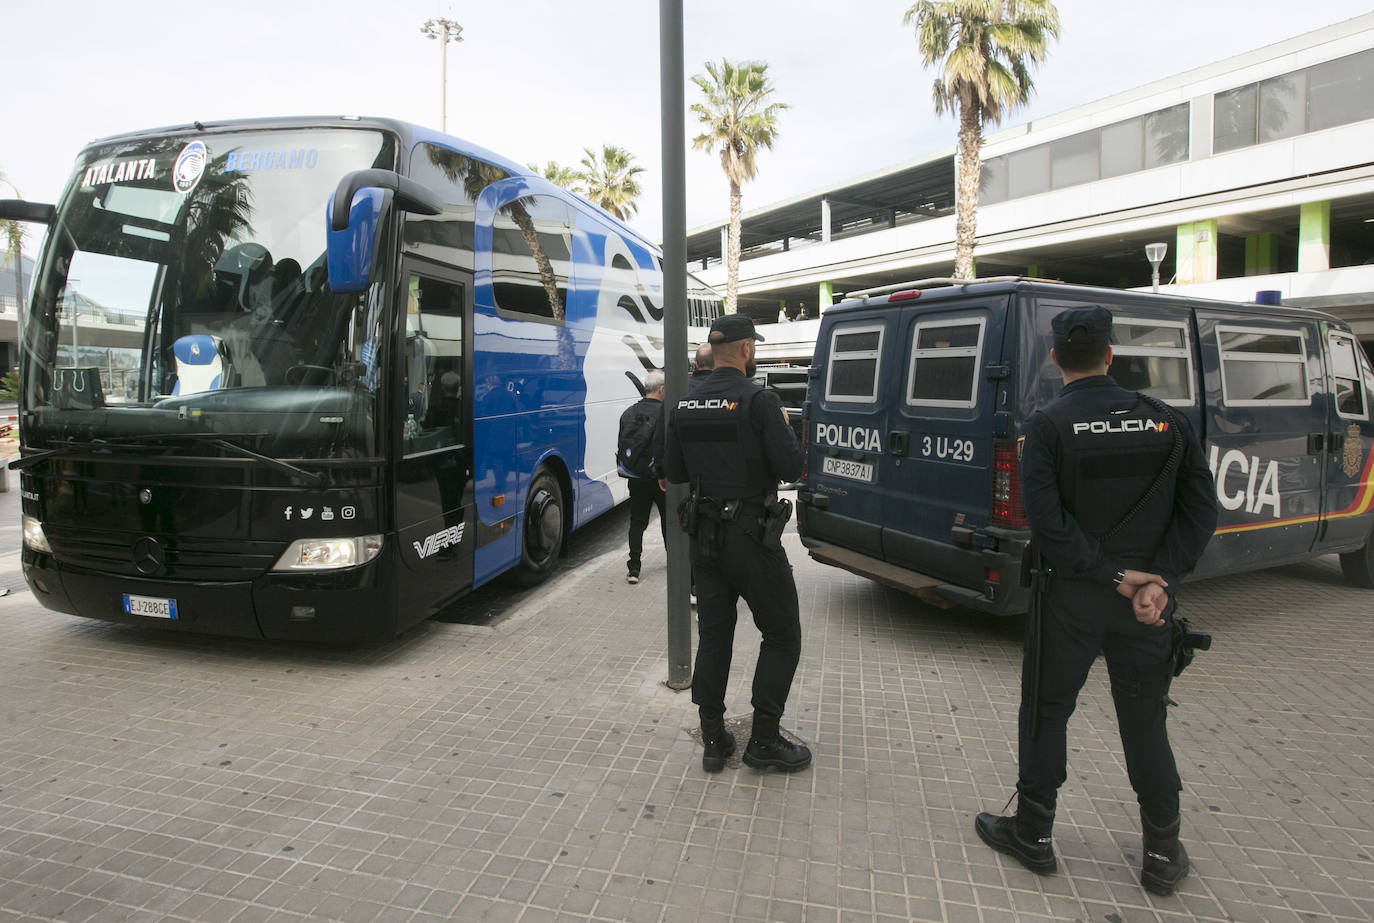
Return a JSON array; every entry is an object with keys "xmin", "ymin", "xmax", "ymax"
[{"xmin": 2, "ymin": 0, "xmax": 1370, "ymax": 248}]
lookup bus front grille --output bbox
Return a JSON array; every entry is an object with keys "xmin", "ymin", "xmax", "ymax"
[{"xmin": 45, "ymin": 530, "xmax": 283, "ymax": 581}]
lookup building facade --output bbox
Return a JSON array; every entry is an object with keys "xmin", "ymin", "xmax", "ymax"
[{"xmin": 687, "ymin": 14, "xmax": 1374, "ymax": 363}]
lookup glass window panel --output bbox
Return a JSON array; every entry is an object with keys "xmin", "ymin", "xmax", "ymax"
[
  {"xmin": 1008, "ymin": 145, "xmax": 1051, "ymax": 198},
  {"xmin": 1218, "ymin": 330, "xmax": 1303, "ymax": 355},
  {"xmin": 1222, "ymin": 359, "xmax": 1306, "ymax": 402},
  {"xmin": 1308, "ymin": 48, "xmax": 1374, "ymax": 132},
  {"xmin": 910, "ymin": 357, "xmax": 975, "ymax": 403},
  {"xmin": 403, "ymin": 274, "xmax": 465, "ymax": 453},
  {"xmin": 1099, "ymin": 117, "xmax": 1143, "ymax": 178},
  {"xmin": 1050, "ymin": 131, "xmax": 1100, "ymax": 189},
  {"xmin": 1111, "ymin": 356, "xmax": 1191, "ymax": 401},
  {"xmin": 1112, "ymin": 322, "xmax": 1185, "ymax": 350},
  {"xmin": 1258, "ymin": 71, "xmax": 1307, "ymax": 142},
  {"xmin": 1213, "ymin": 84, "xmax": 1258, "ymax": 153},
  {"xmin": 916, "ymin": 324, "xmax": 980, "ymax": 349},
  {"xmin": 491, "ymin": 194, "xmax": 572, "ymax": 320},
  {"xmin": 829, "ymin": 359, "xmax": 878, "ymax": 398},
  {"xmin": 979, "ymin": 155, "xmax": 1008, "ymax": 205},
  {"xmin": 1144, "ymin": 103, "xmax": 1190, "ymax": 167},
  {"xmin": 836, "ymin": 331, "xmax": 880, "ymax": 352}
]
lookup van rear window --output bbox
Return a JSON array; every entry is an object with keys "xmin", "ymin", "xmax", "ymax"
[
  {"xmin": 825, "ymin": 324, "xmax": 884, "ymax": 402},
  {"xmin": 1109, "ymin": 317, "xmax": 1194, "ymax": 404},
  {"xmin": 1217, "ymin": 326, "xmax": 1309, "ymax": 405},
  {"xmin": 1328, "ymin": 331, "xmax": 1367, "ymax": 419},
  {"xmin": 907, "ymin": 317, "xmax": 985, "ymax": 407}
]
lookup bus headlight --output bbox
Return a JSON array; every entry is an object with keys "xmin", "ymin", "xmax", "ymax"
[
  {"xmin": 22, "ymin": 515, "xmax": 51, "ymax": 553},
  {"xmin": 273, "ymin": 535, "xmax": 383, "ymax": 571}
]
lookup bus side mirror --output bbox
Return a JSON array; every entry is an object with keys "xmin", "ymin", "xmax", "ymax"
[
  {"xmin": 325, "ymin": 169, "xmax": 444, "ymax": 294},
  {"xmin": 326, "ymin": 186, "xmax": 393, "ymax": 294},
  {"xmin": 0, "ymin": 199, "xmax": 56, "ymax": 225}
]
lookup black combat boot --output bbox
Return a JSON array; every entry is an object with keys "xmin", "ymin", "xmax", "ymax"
[
  {"xmin": 742, "ymin": 715, "xmax": 811, "ymax": 772},
  {"xmin": 700, "ymin": 718, "xmax": 735, "ymax": 773},
  {"xmin": 1140, "ymin": 810, "xmax": 1190, "ymax": 896},
  {"xmin": 974, "ymin": 794, "xmax": 1057, "ymax": 874}
]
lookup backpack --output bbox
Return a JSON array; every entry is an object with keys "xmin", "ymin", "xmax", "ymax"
[{"xmin": 616, "ymin": 403, "xmax": 658, "ymax": 478}]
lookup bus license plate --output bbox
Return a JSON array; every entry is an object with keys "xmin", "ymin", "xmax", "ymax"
[
  {"xmin": 122, "ymin": 594, "xmax": 178, "ymax": 620},
  {"xmin": 822, "ymin": 456, "xmax": 874, "ymax": 483}
]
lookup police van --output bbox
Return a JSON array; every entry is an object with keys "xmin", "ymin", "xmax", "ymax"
[{"xmin": 796, "ymin": 279, "xmax": 1374, "ymax": 615}]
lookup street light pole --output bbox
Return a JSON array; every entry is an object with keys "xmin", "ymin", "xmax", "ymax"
[
  {"xmin": 1145, "ymin": 242, "xmax": 1168, "ymax": 294},
  {"xmin": 420, "ymin": 17, "xmax": 464, "ymax": 132}
]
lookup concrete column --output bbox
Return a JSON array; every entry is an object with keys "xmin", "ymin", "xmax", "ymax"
[
  {"xmin": 821, "ymin": 198, "xmax": 831, "ymax": 244},
  {"xmin": 1026, "ymin": 264, "xmax": 1041, "ymax": 278},
  {"xmin": 1299, "ymin": 201, "xmax": 1330, "ymax": 273},
  {"xmin": 1175, "ymin": 219, "xmax": 1218, "ymax": 284},
  {"xmin": 719, "ymin": 227, "xmax": 728, "ymax": 264},
  {"xmin": 1245, "ymin": 234, "xmax": 1278, "ymax": 276},
  {"xmin": 818, "ymin": 281, "xmax": 833, "ymax": 313}
]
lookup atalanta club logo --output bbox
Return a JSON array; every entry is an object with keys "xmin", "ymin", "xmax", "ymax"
[{"xmin": 173, "ymin": 141, "xmax": 207, "ymax": 194}]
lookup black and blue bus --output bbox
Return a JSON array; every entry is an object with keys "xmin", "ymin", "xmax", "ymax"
[{"xmin": 2, "ymin": 116, "xmax": 719, "ymax": 641}]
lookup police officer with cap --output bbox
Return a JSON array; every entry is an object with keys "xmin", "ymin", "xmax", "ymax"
[
  {"xmin": 662, "ymin": 313, "xmax": 809, "ymax": 773},
  {"xmin": 975, "ymin": 305, "xmax": 1217, "ymax": 896}
]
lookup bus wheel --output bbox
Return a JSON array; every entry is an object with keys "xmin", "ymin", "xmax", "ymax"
[
  {"xmin": 512, "ymin": 468, "xmax": 564, "ymax": 587},
  {"xmin": 1339, "ymin": 533, "xmax": 1374, "ymax": 588}
]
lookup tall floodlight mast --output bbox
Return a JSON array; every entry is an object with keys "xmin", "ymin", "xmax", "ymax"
[{"xmin": 420, "ymin": 17, "xmax": 464, "ymax": 132}]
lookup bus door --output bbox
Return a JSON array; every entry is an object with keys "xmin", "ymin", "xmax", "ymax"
[
  {"xmin": 1195, "ymin": 310, "xmax": 1326, "ymax": 573},
  {"xmin": 1314, "ymin": 327, "xmax": 1374, "ymax": 550},
  {"xmin": 882, "ymin": 302, "xmax": 1006, "ymax": 587},
  {"xmin": 395, "ymin": 264, "xmax": 475, "ymax": 611}
]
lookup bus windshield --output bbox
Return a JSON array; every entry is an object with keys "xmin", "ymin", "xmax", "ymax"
[{"xmin": 22, "ymin": 127, "xmax": 398, "ymax": 459}]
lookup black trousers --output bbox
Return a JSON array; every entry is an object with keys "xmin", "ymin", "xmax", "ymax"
[
  {"xmin": 691, "ymin": 520, "xmax": 801, "ymax": 724},
  {"xmin": 626, "ymin": 477, "xmax": 666, "ymax": 568},
  {"xmin": 1017, "ymin": 579, "xmax": 1182, "ymax": 824}
]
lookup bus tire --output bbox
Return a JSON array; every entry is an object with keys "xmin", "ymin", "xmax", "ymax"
[
  {"xmin": 511, "ymin": 468, "xmax": 564, "ymax": 587},
  {"xmin": 1339, "ymin": 535, "xmax": 1374, "ymax": 588}
]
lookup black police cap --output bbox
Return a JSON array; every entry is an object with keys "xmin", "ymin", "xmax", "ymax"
[
  {"xmin": 1052, "ymin": 305, "xmax": 1112, "ymax": 346},
  {"xmin": 708, "ymin": 314, "xmax": 765, "ymax": 344}
]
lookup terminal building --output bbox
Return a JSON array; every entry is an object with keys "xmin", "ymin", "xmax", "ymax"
[{"xmin": 687, "ymin": 13, "xmax": 1374, "ymax": 364}]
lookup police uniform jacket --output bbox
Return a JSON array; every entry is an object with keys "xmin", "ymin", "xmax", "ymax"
[
  {"xmin": 663, "ymin": 368, "xmax": 803, "ymax": 499},
  {"xmin": 1020, "ymin": 375, "xmax": 1218, "ymax": 589}
]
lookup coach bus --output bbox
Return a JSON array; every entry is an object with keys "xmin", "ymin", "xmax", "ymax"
[{"xmin": 1, "ymin": 116, "xmax": 719, "ymax": 641}]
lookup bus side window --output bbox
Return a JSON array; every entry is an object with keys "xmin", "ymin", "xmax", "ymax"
[{"xmin": 404, "ymin": 274, "xmax": 465, "ymax": 454}]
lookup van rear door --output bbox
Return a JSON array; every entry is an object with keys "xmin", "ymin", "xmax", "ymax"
[
  {"xmin": 881, "ymin": 298, "xmax": 1010, "ymax": 591},
  {"xmin": 1315, "ymin": 327, "xmax": 1374, "ymax": 550},
  {"xmin": 1194, "ymin": 311, "xmax": 1325, "ymax": 573}
]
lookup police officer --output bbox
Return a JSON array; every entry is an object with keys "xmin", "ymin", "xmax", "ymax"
[
  {"xmin": 975, "ymin": 306, "xmax": 1218, "ymax": 896},
  {"xmin": 662, "ymin": 314, "xmax": 809, "ymax": 773}
]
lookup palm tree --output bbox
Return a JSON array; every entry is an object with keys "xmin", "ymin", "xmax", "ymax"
[
  {"xmin": 904, "ymin": 0, "xmax": 1060, "ymax": 279},
  {"xmin": 528, "ymin": 161, "xmax": 581, "ymax": 190},
  {"xmin": 691, "ymin": 59, "xmax": 787, "ymax": 314},
  {"xmin": 576, "ymin": 145, "xmax": 645, "ymax": 221}
]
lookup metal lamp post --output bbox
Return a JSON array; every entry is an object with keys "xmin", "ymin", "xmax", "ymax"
[
  {"xmin": 420, "ymin": 17, "xmax": 464, "ymax": 132},
  {"xmin": 1145, "ymin": 242, "xmax": 1168, "ymax": 293}
]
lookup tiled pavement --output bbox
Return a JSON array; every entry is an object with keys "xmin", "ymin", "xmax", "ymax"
[{"xmin": 0, "ymin": 509, "xmax": 1371, "ymax": 922}]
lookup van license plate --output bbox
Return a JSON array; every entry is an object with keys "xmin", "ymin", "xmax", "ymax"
[
  {"xmin": 122, "ymin": 594, "xmax": 178, "ymax": 620},
  {"xmin": 821, "ymin": 457, "xmax": 874, "ymax": 482}
]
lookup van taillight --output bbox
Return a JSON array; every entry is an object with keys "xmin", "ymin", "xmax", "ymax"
[
  {"xmin": 887, "ymin": 290, "xmax": 922, "ymax": 303},
  {"xmin": 991, "ymin": 442, "xmax": 1028, "ymax": 528}
]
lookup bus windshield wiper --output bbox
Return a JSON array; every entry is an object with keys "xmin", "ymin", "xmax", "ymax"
[
  {"xmin": 116, "ymin": 432, "xmax": 326, "ymax": 487},
  {"xmin": 9, "ymin": 437, "xmax": 118, "ymax": 470}
]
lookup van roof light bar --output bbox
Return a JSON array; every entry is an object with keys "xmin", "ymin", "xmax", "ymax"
[{"xmin": 841, "ymin": 275, "xmax": 1064, "ymax": 302}]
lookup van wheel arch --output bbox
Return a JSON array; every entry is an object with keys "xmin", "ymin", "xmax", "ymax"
[{"xmin": 1339, "ymin": 530, "xmax": 1374, "ymax": 588}]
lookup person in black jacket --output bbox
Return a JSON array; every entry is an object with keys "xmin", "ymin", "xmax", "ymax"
[
  {"xmin": 975, "ymin": 305, "xmax": 1218, "ymax": 897},
  {"xmin": 662, "ymin": 314, "xmax": 810, "ymax": 774},
  {"xmin": 619, "ymin": 370, "xmax": 666, "ymax": 584}
]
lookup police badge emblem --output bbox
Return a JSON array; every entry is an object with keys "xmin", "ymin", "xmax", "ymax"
[{"xmin": 1343, "ymin": 423, "xmax": 1363, "ymax": 478}]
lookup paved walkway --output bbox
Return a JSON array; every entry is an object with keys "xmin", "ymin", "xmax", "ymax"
[{"xmin": 0, "ymin": 515, "xmax": 1371, "ymax": 922}]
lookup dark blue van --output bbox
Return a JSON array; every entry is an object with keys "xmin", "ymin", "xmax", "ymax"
[{"xmin": 796, "ymin": 279, "xmax": 1374, "ymax": 614}]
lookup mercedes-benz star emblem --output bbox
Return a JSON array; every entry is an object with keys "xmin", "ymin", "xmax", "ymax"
[
  {"xmin": 139, "ymin": 489, "xmax": 152, "ymax": 505},
  {"xmin": 132, "ymin": 537, "xmax": 166, "ymax": 576}
]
